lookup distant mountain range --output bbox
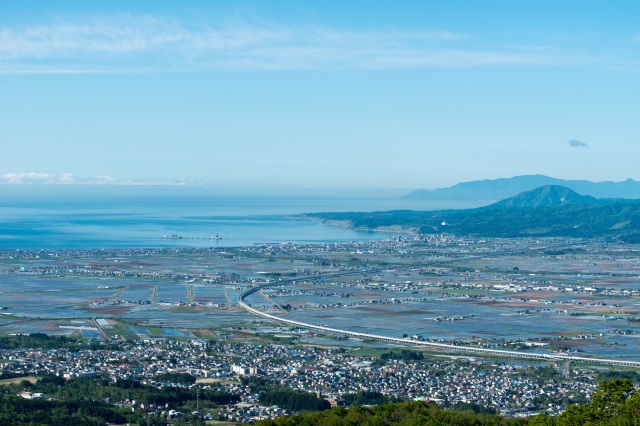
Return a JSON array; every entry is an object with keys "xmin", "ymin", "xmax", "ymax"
[
  {"xmin": 303, "ymin": 185, "xmax": 640, "ymax": 242},
  {"xmin": 405, "ymin": 175, "xmax": 640, "ymax": 201}
]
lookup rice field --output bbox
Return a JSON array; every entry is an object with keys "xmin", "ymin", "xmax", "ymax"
[{"xmin": 1, "ymin": 240, "xmax": 640, "ymax": 361}]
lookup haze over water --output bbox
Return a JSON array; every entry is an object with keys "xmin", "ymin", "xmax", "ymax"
[{"xmin": 0, "ymin": 186, "xmax": 485, "ymax": 249}]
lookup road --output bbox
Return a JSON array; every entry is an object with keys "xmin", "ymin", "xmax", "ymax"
[{"xmin": 237, "ymin": 273, "xmax": 640, "ymax": 368}]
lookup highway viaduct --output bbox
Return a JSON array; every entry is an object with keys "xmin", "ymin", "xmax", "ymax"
[{"xmin": 237, "ymin": 274, "xmax": 640, "ymax": 368}]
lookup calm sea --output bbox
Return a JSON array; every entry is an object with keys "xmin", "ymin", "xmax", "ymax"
[{"xmin": 0, "ymin": 186, "xmax": 484, "ymax": 249}]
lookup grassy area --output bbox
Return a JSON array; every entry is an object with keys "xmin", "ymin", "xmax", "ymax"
[
  {"xmin": 0, "ymin": 376, "xmax": 38, "ymax": 385},
  {"xmin": 107, "ymin": 322, "xmax": 137, "ymax": 340},
  {"xmin": 348, "ymin": 347, "xmax": 448, "ymax": 359},
  {"xmin": 147, "ymin": 326, "xmax": 163, "ymax": 336}
]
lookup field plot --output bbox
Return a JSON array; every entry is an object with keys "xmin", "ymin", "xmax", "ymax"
[
  {"xmin": 240, "ymin": 241, "xmax": 640, "ymax": 361},
  {"xmin": 118, "ymin": 306, "xmax": 247, "ymax": 330},
  {"xmin": 0, "ymin": 273, "xmax": 117, "ymax": 319},
  {"xmin": 223, "ymin": 286, "xmax": 248, "ymax": 304},
  {"xmin": 129, "ymin": 326, "xmax": 152, "ymax": 336},
  {"xmin": 115, "ymin": 285, "xmax": 154, "ymax": 302},
  {"xmin": 193, "ymin": 285, "xmax": 229, "ymax": 305},
  {"xmin": 154, "ymin": 284, "xmax": 191, "ymax": 304},
  {"xmin": 276, "ymin": 293, "xmax": 640, "ymax": 359},
  {"xmin": 1, "ymin": 320, "xmax": 66, "ymax": 335}
]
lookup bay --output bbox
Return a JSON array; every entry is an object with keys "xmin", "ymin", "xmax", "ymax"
[{"xmin": 0, "ymin": 186, "xmax": 485, "ymax": 249}]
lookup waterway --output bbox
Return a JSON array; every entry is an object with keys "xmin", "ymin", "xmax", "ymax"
[{"xmin": 0, "ymin": 185, "xmax": 484, "ymax": 249}]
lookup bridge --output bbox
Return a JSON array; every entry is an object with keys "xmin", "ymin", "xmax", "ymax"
[{"xmin": 237, "ymin": 274, "xmax": 640, "ymax": 368}]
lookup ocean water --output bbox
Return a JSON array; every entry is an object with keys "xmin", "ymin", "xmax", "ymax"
[{"xmin": 0, "ymin": 186, "xmax": 484, "ymax": 249}]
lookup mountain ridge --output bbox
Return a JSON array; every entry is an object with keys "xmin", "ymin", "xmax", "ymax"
[
  {"xmin": 405, "ymin": 175, "xmax": 640, "ymax": 201},
  {"xmin": 303, "ymin": 185, "xmax": 640, "ymax": 242}
]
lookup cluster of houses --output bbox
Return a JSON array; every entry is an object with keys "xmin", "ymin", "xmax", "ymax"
[{"xmin": 2, "ymin": 336, "xmax": 603, "ymax": 421}]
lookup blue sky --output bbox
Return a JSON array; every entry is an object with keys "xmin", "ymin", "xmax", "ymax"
[{"xmin": 1, "ymin": 1, "xmax": 638, "ymax": 190}]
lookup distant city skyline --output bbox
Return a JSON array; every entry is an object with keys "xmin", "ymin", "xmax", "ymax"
[{"xmin": 1, "ymin": 1, "xmax": 639, "ymax": 190}]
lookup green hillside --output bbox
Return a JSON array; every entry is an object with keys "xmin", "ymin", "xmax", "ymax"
[{"xmin": 303, "ymin": 186, "xmax": 640, "ymax": 241}]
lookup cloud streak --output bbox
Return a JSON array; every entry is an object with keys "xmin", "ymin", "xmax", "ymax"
[
  {"xmin": 0, "ymin": 172, "xmax": 198, "ymax": 186},
  {"xmin": 568, "ymin": 139, "xmax": 589, "ymax": 148},
  {"xmin": 0, "ymin": 15, "xmax": 590, "ymax": 73}
]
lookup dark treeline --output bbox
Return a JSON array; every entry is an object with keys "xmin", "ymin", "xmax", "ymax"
[
  {"xmin": 0, "ymin": 333, "xmax": 121, "ymax": 351},
  {"xmin": 530, "ymin": 379, "xmax": 640, "ymax": 426},
  {"xmin": 341, "ymin": 391, "xmax": 398, "ymax": 406},
  {"xmin": 0, "ymin": 396, "xmax": 128, "ymax": 426},
  {"xmin": 450, "ymin": 401, "xmax": 498, "ymax": 414},
  {"xmin": 242, "ymin": 375, "xmax": 275, "ymax": 393},
  {"xmin": 152, "ymin": 372, "xmax": 197, "ymax": 385},
  {"xmin": 259, "ymin": 388, "xmax": 331, "ymax": 412},
  {"xmin": 0, "ymin": 374, "xmax": 237, "ymax": 425},
  {"xmin": 257, "ymin": 400, "xmax": 523, "ymax": 426},
  {"xmin": 596, "ymin": 370, "xmax": 640, "ymax": 383},
  {"xmin": 380, "ymin": 349, "xmax": 424, "ymax": 361},
  {"xmin": 257, "ymin": 380, "xmax": 640, "ymax": 426}
]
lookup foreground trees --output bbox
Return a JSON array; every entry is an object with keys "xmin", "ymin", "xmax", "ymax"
[
  {"xmin": 257, "ymin": 400, "xmax": 525, "ymax": 426},
  {"xmin": 0, "ymin": 374, "xmax": 235, "ymax": 425},
  {"xmin": 531, "ymin": 379, "xmax": 640, "ymax": 426},
  {"xmin": 258, "ymin": 380, "xmax": 640, "ymax": 426},
  {"xmin": 2, "ymin": 377, "xmax": 640, "ymax": 425}
]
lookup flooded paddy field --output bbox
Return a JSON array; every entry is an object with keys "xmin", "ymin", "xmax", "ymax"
[
  {"xmin": 192, "ymin": 285, "xmax": 228, "ymax": 305},
  {"xmin": 116, "ymin": 285, "xmax": 155, "ymax": 302},
  {"xmin": 271, "ymin": 289, "xmax": 640, "ymax": 360},
  {"xmin": 154, "ymin": 284, "xmax": 191, "ymax": 304},
  {"xmin": 2, "ymin": 238, "xmax": 640, "ymax": 362}
]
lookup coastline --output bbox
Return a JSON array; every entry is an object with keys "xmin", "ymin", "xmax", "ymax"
[{"xmin": 298, "ymin": 215, "xmax": 417, "ymax": 235}]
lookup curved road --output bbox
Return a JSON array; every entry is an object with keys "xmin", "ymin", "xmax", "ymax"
[{"xmin": 237, "ymin": 274, "xmax": 640, "ymax": 368}]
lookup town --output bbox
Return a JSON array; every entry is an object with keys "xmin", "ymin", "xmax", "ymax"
[
  {"xmin": 2, "ymin": 237, "xmax": 640, "ymax": 422},
  {"xmin": 2, "ymin": 334, "xmax": 607, "ymax": 423}
]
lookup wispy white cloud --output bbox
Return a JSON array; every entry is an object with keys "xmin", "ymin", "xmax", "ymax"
[
  {"xmin": 0, "ymin": 172, "xmax": 199, "ymax": 186},
  {"xmin": 0, "ymin": 14, "xmax": 588, "ymax": 73},
  {"xmin": 0, "ymin": 172, "xmax": 59, "ymax": 184},
  {"xmin": 0, "ymin": 16, "xmax": 292, "ymax": 62}
]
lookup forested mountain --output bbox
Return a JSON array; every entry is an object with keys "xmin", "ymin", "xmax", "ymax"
[{"xmin": 304, "ymin": 186, "xmax": 640, "ymax": 241}]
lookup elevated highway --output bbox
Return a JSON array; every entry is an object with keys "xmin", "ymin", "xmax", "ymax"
[{"xmin": 237, "ymin": 274, "xmax": 640, "ymax": 368}]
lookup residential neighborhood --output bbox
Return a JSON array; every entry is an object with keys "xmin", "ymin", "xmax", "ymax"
[{"xmin": 1, "ymin": 336, "xmax": 602, "ymax": 422}]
